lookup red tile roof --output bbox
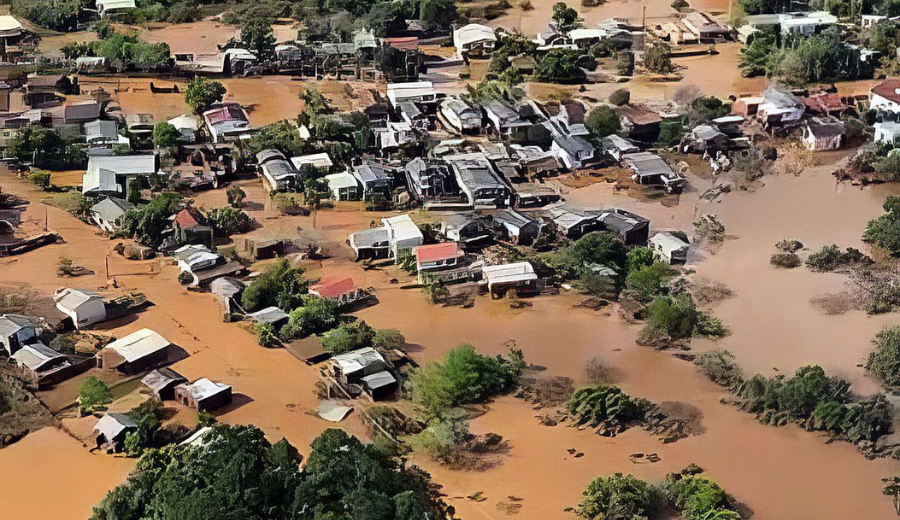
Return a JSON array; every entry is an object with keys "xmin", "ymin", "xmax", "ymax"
[
  {"xmin": 416, "ymin": 242, "xmax": 462, "ymax": 263},
  {"xmin": 871, "ymin": 79, "xmax": 900, "ymax": 105},
  {"xmin": 310, "ymin": 277, "xmax": 356, "ymax": 299},
  {"xmin": 174, "ymin": 208, "xmax": 204, "ymax": 229},
  {"xmin": 384, "ymin": 37, "xmax": 419, "ymax": 51}
]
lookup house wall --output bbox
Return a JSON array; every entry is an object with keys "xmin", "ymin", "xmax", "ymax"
[
  {"xmin": 67, "ymin": 299, "xmax": 108, "ymax": 329},
  {"xmin": 1, "ymin": 326, "xmax": 36, "ymax": 355},
  {"xmin": 872, "ymin": 93, "xmax": 900, "ymax": 113}
]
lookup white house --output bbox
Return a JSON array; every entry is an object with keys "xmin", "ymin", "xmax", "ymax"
[
  {"xmin": 82, "ymin": 154, "xmax": 157, "ymax": 195},
  {"xmin": 96, "ymin": 0, "xmax": 136, "ymax": 17},
  {"xmin": 649, "ymin": 232, "xmax": 690, "ymax": 264},
  {"xmin": 55, "ymin": 288, "xmax": 108, "ymax": 329},
  {"xmin": 324, "ymin": 172, "xmax": 361, "ymax": 201},
  {"xmin": 453, "ymin": 23, "xmax": 497, "ymax": 59},
  {"xmin": 482, "ymin": 262, "xmax": 538, "ymax": 296},
  {"xmin": 90, "ymin": 197, "xmax": 134, "ymax": 232},
  {"xmin": 167, "ymin": 114, "xmax": 201, "ymax": 142},
  {"xmin": 386, "ymin": 81, "xmax": 438, "ymax": 108},
  {"xmin": 290, "ymin": 152, "xmax": 333, "ymax": 171},
  {"xmin": 202, "ymin": 103, "xmax": 251, "ymax": 143},
  {"xmin": 382, "ymin": 214, "xmax": 424, "ymax": 258}
]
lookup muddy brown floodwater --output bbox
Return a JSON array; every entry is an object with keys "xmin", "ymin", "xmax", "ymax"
[{"xmin": 1, "ymin": 148, "xmax": 900, "ymax": 520}]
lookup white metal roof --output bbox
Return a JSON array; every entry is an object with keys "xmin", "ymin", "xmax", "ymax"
[
  {"xmin": 482, "ymin": 262, "xmax": 537, "ymax": 285},
  {"xmin": 54, "ymin": 288, "xmax": 102, "ymax": 311},
  {"xmin": 454, "ymin": 24, "xmax": 497, "ymax": 46},
  {"xmin": 386, "ymin": 81, "xmax": 435, "ymax": 106},
  {"xmin": 93, "ymin": 413, "xmax": 137, "ymax": 441},
  {"xmin": 0, "ymin": 15, "xmax": 23, "ymax": 33},
  {"xmin": 167, "ymin": 114, "xmax": 201, "ymax": 131},
  {"xmin": 83, "ymin": 154, "xmax": 156, "ymax": 194},
  {"xmin": 331, "ymin": 347, "xmax": 385, "ymax": 374},
  {"xmin": 382, "ymin": 214, "xmax": 423, "ymax": 242},
  {"xmin": 103, "ymin": 328, "xmax": 170, "ymax": 363},
  {"xmin": 290, "ymin": 153, "xmax": 332, "ymax": 170},
  {"xmin": 325, "ymin": 172, "xmax": 360, "ymax": 191},
  {"xmin": 179, "ymin": 378, "xmax": 231, "ymax": 401},
  {"xmin": 650, "ymin": 232, "xmax": 690, "ymax": 254}
]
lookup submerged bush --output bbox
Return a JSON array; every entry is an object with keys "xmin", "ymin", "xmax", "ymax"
[
  {"xmin": 867, "ymin": 326, "xmax": 900, "ymax": 387},
  {"xmin": 770, "ymin": 253, "xmax": 801, "ymax": 268}
]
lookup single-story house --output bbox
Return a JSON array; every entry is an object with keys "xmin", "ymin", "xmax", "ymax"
[
  {"xmin": 597, "ymin": 208, "xmax": 651, "ymax": 245},
  {"xmin": 328, "ymin": 347, "xmax": 396, "ymax": 399},
  {"xmin": 348, "ymin": 227, "xmax": 391, "ymax": 260},
  {"xmin": 93, "ymin": 413, "xmax": 137, "ymax": 452},
  {"xmin": 167, "ymin": 114, "xmax": 201, "ymax": 142},
  {"xmin": 445, "ymin": 152, "xmax": 510, "ymax": 209},
  {"xmin": 619, "ymin": 106, "xmax": 662, "ymax": 142},
  {"xmin": 649, "ymin": 232, "xmax": 689, "ymax": 264},
  {"xmin": 141, "ymin": 367, "xmax": 187, "ymax": 400},
  {"xmin": 174, "ymin": 378, "xmax": 233, "ymax": 412},
  {"xmin": 482, "ymin": 262, "xmax": 538, "ymax": 298},
  {"xmin": 10, "ymin": 342, "xmax": 70, "ymax": 380},
  {"xmin": 173, "ymin": 207, "xmax": 213, "ymax": 247},
  {"xmin": 453, "ymin": 23, "xmax": 497, "ymax": 60},
  {"xmin": 386, "ymin": 81, "xmax": 439, "ymax": 108},
  {"xmin": 484, "ymin": 209, "xmax": 540, "ymax": 245},
  {"xmin": 601, "ymin": 135, "xmax": 640, "ymax": 161},
  {"xmin": 683, "ymin": 12, "xmax": 729, "ymax": 40},
  {"xmin": 82, "ymin": 154, "xmax": 157, "ymax": 195},
  {"xmin": 96, "ymin": 328, "xmax": 172, "ymax": 374},
  {"xmin": 84, "ymin": 120, "xmax": 123, "ymax": 146},
  {"xmin": 803, "ymin": 116, "xmax": 845, "ymax": 151},
  {"xmin": 290, "ymin": 152, "xmax": 333, "ymax": 172},
  {"xmin": 63, "ymin": 101, "xmax": 102, "ymax": 125},
  {"xmin": 309, "ymin": 277, "xmax": 370, "ymax": 307},
  {"xmin": 551, "ymin": 133, "xmax": 595, "ymax": 170},
  {"xmin": 90, "ymin": 197, "xmax": 134, "ymax": 233},
  {"xmin": 96, "ymin": 0, "xmax": 136, "ymax": 17},
  {"xmin": 547, "ymin": 208, "xmax": 601, "ymax": 239},
  {"xmin": 0, "ymin": 314, "xmax": 36, "ymax": 355},
  {"xmin": 54, "ymin": 288, "xmax": 107, "ymax": 329},
  {"xmin": 871, "ymin": 79, "xmax": 900, "ymax": 113},
  {"xmin": 440, "ymin": 213, "xmax": 493, "ymax": 245},
  {"xmin": 415, "ymin": 242, "xmax": 467, "ymax": 283},
  {"xmin": 258, "ymin": 149, "xmax": 299, "ymax": 191},
  {"xmin": 245, "ymin": 306, "xmax": 289, "ymax": 327},
  {"xmin": 622, "ymin": 152, "xmax": 687, "ymax": 194},
  {"xmin": 202, "ymin": 103, "xmax": 251, "ymax": 143},
  {"xmin": 324, "ymin": 172, "xmax": 361, "ymax": 201},
  {"xmin": 352, "ymin": 162, "xmax": 393, "ymax": 201},
  {"xmin": 483, "ymin": 100, "xmax": 524, "ymax": 135}
]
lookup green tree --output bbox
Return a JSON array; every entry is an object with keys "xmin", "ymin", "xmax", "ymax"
[
  {"xmin": 241, "ymin": 19, "xmax": 276, "ymax": 60},
  {"xmin": 373, "ymin": 328, "xmax": 406, "ymax": 350},
  {"xmin": 152, "ymin": 122, "xmax": 181, "ymax": 149},
  {"xmin": 184, "ymin": 77, "xmax": 227, "ymax": 114},
  {"xmin": 410, "ymin": 344, "xmax": 525, "ymax": 418},
  {"xmin": 420, "ymin": 0, "xmax": 458, "ymax": 31},
  {"xmin": 645, "ymin": 294, "xmax": 700, "ymax": 340},
  {"xmin": 78, "ymin": 377, "xmax": 113, "ymax": 415},
  {"xmin": 585, "ymin": 105, "xmax": 621, "ymax": 138},
  {"xmin": 119, "ymin": 192, "xmax": 182, "ymax": 248},
  {"xmin": 280, "ymin": 295, "xmax": 343, "ymax": 339},
  {"xmin": 867, "ymin": 326, "xmax": 900, "ymax": 387},
  {"xmin": 533, "ymin": 49, "xmax": 588, "ymax": 84},
  {"xmin": 739, "ymin": 32, "xmax": 778, "ymax": 77},
  {"xmin": 863, "ymin": 195, "xmax": 900, "ymax": 255},
  {"xmin": 240, "ymin": 258, "xmax": 308, "ymax": 312},
  {"xmin": 11, "ymin": 0, "xmax": 82, "ymax": 31},
  {"xmin": 226, "ymin": 185, "xmax": 246, "ymax": 208},
  {"xmin": 552, "ymin": 2, "xmax": 580, "ymax": 31},
  {"xmin": 644, "ymin": 42, "xmax": 675, "ymax": 74},
  {"xmin": 626, "ymin": 246, "xmax": 656, "ymax": 273}
]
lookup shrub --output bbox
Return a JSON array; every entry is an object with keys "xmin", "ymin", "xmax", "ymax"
[
  {"xmin": 28, "ymin": 170, "xmax": 51, "ymax": 190},
  {"xmin": 255, "ymin": 322, "xmax": 279, "ymax": 348},
  {"xmin": 207, "ymin": 207, "xmax": 255, "ymax": 237},
  {"xmin": 184, "ymin": 77, "xmax": 226, "ymax": 114},
  {"xmin": 770, "ymin": 253, "xmax": 801, "ymax": 268},
  {"xmin": 626, "ymin": 246, "xmax": 656, "ymax": 273},
  {"xmin": 78, "ymin": 377, "xmax": 113, "ymax": 415},
  {"xmin": 867, "ymin": 326, "xmax": 900, "ymax": 387},
  {"xmin": 321, "ymin": 321, "xmax": 376, "ymax": 354},
  {"xmin": 152, "ymin": 122, "xmax": 180, "ymax": 149},
  {"xmin": 608, "ymin": 88, "xmax": 631, "ymax": 106},
  {"xmin": 645, "ymin": 294, "xmax": 700, "ymax": 341},
  {"xmin": 241, "ymin": 259, "xmax": 307, "ymax": 312},
  {"xmin": 373, "ymin": 329, "xmax": 405, "ymax": 350},
  {"xmin": 775, "ymin": 239, "xmax": 803, "ymax": 253},
  {"xmin": 805, "ymin": 245, "xmax": 871, "ymax": 271},
  {"xmin": 410, "ymin": 344, "xmax": 525, "ymax": 418},
  {"xmin": 696, "ymin": 350, "xmax": 743, "ymax": 386},
  {"xmin": 664, "ymin": 472, "xmax": 739, "ymax": 520},
  {"xmin": 644, "ymin": 42, "xmax": 675, "ymax": 74},
  {"xmin": 520, "ymin": 0, "xmax": 534, "ymax": 9},
  {"xmin": 694, "ymin": 314, "xmax": 729, "ymax": 337},
  {"xmin": 625, "ymin": 261, "xmax": 675, "ymax": 301},
  {"xmin": 279, "ymin": 295, "xmax": 342, "ymax": 339},
  {"xmin": 577, "ymin": 473, "xmax": 656, "ymax": 519},
  {"xmin": 585, "ymin": 105, "xmax": 621, "ymax": 139},
  {"xmin": 566, "ymin": 385, "xmax": 653, "ymax": 431}
]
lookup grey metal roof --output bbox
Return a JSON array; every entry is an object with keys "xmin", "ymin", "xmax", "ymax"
[
  {"xmin": 351, "ymin": 227, "xmax": 390, "ymax": 248},
  {"xmin": 0, "ymin": 314, "xmax": 32, "ymax": 337},
  {"xmin": 256, "ymin": 148, "xmax": 287, "ymax": 164},
  {"xmin": 141, "ymin": 367, "xmax": 187, "ymax": 393},
  {"xmin": 91, "ymin": 197, "xmax": 134, "ymax": 223},
  {"xmin": 622, "ymin": 152, "xmax": 679, "ymax": 180}
]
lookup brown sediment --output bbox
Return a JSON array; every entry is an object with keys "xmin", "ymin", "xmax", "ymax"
[{"xmin": 0, "ymin": 427, "xmax": 134, "ymax": 519}]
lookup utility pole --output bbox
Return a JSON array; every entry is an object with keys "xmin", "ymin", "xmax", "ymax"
[{"xmin": 642, "ymin": 4, "xmax": 647, "ymax": 30}]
